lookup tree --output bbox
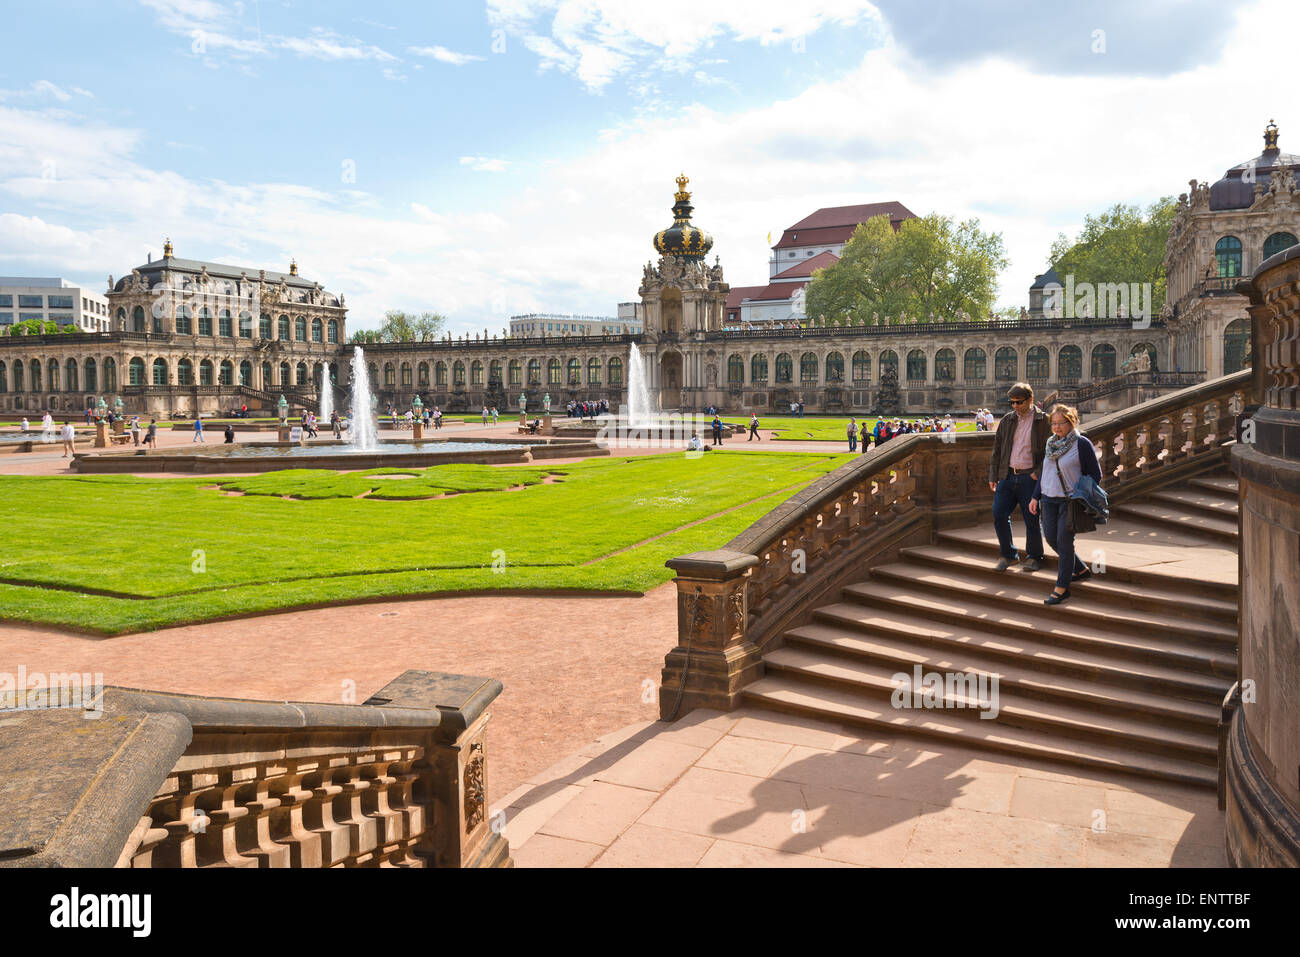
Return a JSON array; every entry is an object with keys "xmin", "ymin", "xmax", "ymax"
[
  {"xmin": 1048, "ymin": 197, "xmax": 1176, "ymax": 313},
  {"xmin": 347, "ymin": 311, "xmax": 447, "ymax": 344},
  {"xmin": 349, "ymin": 328, "xmax": 381, "ymax": 344},
  {"xmin": 806, "ymin": 213, "xmax": 1007, "ymax": 325}
]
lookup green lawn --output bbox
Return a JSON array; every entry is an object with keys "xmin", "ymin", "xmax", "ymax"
[
  {"xmin": 720, "ymin": 416, "xmax": 977, "ymax": 442},
  {"xmin": 0, "ymin": 450, "xmax": 851, "ymax": 634}
]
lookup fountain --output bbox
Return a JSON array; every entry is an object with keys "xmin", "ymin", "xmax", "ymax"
[
  {"xmin": 319, "ymin": 365, "xmax": 333, "ymax": 427},
  {"xmin": 627, "ymin": 342, "xmax": 654, "ymax": 427},
  {"xmin": 349, "ymin": 346, "xmax": 377, "ymax": 451}
]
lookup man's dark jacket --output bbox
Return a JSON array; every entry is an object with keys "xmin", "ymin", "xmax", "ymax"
[{"xmin": 988, "ymin": 407, "xmax": 1051, "ymax": 482}]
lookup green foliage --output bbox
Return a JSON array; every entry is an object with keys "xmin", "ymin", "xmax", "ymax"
[
  {"xmin": 348, "ymin": 311, "xmax": 447, "ymax": 344},
  {"xmin": 805, "ymin": 213, "xmax": 1007, "ymax": 324},
  {"xmin": 717, "ymin": 416, "xmax": 976, "ymax": 442},
  {"xmin": 1048, "ymin": 197, "xmax": 1176, "ymax": 312},
  {"xmin": 3, "ymin": 318, "xmax": 67, "ymax": 337}
]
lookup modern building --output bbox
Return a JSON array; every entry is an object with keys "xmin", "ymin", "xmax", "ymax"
[
  {"xmin": 509, "ymin": 311, "xmax": 641, "ymax": 338},
  {"xmin": 0, "ymin": 278, "xmax": 111, "ymax": 332}
]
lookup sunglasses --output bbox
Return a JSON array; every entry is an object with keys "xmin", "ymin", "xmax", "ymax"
[{"xmin": 1008, "ymin": 397, "xmax": 1029, "ymax": 405}]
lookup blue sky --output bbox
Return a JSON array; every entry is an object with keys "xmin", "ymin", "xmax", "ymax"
[{"xmin": 0, "ymin": 0, "xmax": 1289, "ymax": 332}]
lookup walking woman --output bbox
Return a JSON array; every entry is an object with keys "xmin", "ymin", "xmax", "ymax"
[{"xmin": 1030, "ymin": 404, "xmax": 1101, "ymax": 605}]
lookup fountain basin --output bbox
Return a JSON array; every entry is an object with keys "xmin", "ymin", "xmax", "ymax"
[{"xmin": 70, "ymin": 436, "xmax": 608, "ymax": 473}]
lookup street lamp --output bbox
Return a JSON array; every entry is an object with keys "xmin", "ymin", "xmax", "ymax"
[
  {"xmin": 277, "ymin": 394, "xmax": 288, "ymax": 423},
  {"xmin": 412, "ymin": 394, "xmax": 423, "ymax": 414}
]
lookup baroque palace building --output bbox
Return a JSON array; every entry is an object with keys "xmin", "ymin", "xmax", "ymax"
[{"xmin": 1, "ymin": 125, "xmax": 1295, "ymax": 419}]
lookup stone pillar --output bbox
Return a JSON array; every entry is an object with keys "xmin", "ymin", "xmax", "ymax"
[
  {"xmin": 542, "ymin": 413, "xmax": 552, "ymax": 433},
  {"xmin": 1227, "ymin": 245, "xmax": 1300, "ymax": 867},
  {"xmin": 94, "ymin": 422, "xmax": 109, "ymax": 448},
  {"xmin": 659, "ymin": 549, "xmax": 761, "ymax": 720},
  {"xmin": 413, "ymin": 421, "xmax": 424, "ymax": 440}
]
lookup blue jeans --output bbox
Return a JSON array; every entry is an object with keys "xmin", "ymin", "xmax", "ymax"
[
  {"xmin": 1040, "ymin": 496, "xmax": 1087, "ymax": 589},
  {"xmin": 849, "ymin": 434, "xmax": 857, "ymax": 451},
  {"xmin": 993, "ymin": 473, "xmax": 1042, "ymax": 561}
]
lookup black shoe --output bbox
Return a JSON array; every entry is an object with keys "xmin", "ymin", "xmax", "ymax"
[
  {"xmin": 1071, "ymin": 568, "xmax": 1093, "ymax": 583},
  {"xmin": 995, "ymin": 557, "xmax": 1015, "ymax": 571},
  {"xmin": 1022, "ymin": 558, "xmax": 1042, "ymax": 572},
  {"xmin": 1044, "ymin": 589, "xmax": 1070, "ymax": 605}
]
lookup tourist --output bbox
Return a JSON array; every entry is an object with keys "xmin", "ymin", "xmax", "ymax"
[
  {"xmin": 711, "ymin": 414, "xmax": 723, "ymax": 446},
  {"xmin": 687, "ymin": 432, "xmax": 704, "ymax": 452},
  {"xmin": 434, "ymin": 407, "xmax": 443, "ymax": 429},
  {"xmin": 193, "ymin": 415, "xmax": 205, "ymax": 443},
  {"xmin": 482, "ymin": 405, "xmax": 489, "ymax": 425},
  {"xmin": 491, "ymin": 406, "xmax": 499, "ymax": 424},
  {"xmin": 42, "ymin": 412, "xmax": 55, "ymax": 443},
  {"xmin": 1030, "ymin": 404, "xmax": 1103, "ymax": 605},
  {"xmin": 21, "ymin": 417, "xmax": 29, "ymax": 433},
  {"xmin": 748, "ymin": 413, "xmax": 760, "ymax": 441},
  {"xmin": 860, "ymin": 420, "xmax": 871, "ymax": 452},
  {"xmin": 847, "ymin": 417, "xmax": 858, "ymax": 452},
  {"xmin": 989, "ymin": 382, "xmax": 1050, "ymax": 572},
  {"xmin": 145, "ymin": 419, "xmax": 157, "ymax": 449},
  {"xmin": 331, "ymin": 411, "xmax": 342, "ymax": 439},
  {"xmin": 224, "ymin": 423, "xmax": 236, "ymax": 444},
  {"xmin": 130, "ymin": 416, "xmax": 141, "ymax": 446},
  {"xmin": 60, "ymin": 420, "xmax": 74, "ymax": 458}
]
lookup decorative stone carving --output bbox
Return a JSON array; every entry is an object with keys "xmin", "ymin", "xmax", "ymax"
[{"xmin": 464, "ymin": 742, "xmax": 485, "ymax": 833}]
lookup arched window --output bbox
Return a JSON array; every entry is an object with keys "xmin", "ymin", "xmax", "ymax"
[
  {"xmin": 994, "ymin": 347, "xmax": 1017, "ymax": 380},
  {"xmin": 418, "ymin": 362, "xmax": 429, "ymax": 386},
  {"xmin": 220, "ymin": 360, "xmax": 234, "ymax": 385},
  {"xmin": 384, "ymin": 363, "xmax": 395, "ymax": 387},
  {"xmin": 964, "ymin": 348, "xmax": 986, "ymax": 381},
  {"xmin": 567, "ymin": 357, "xmax": 581, "ymax": 384},
  {"xmin": 198, "ymin": 309, "xmax": 213, "ymax": 337},
  {"xmin": 327, "ymin": 319, "xmax": 338, "ymax": 343},
  {"xmin": 152, "ymin": 358, "xmax": 167, "ymax": 386},
  {"xmin": 1224, "ymin": 318, "xmax": 1251, "ymax": 375},
  {"xmin": 151, "ymin": 308, "xmax": 163, "ymax": 334},
  {"xmin": 278, "ymin": 315, "xmax": 290, "ymax": 340},
  {"xmin": 1263, "ymin": 232, "xmax": 1298, "ymax": 261},
  {"xmin": 311, "ymin": 318, "xmax": 323, "ymax": 342},
  {"xmin": 65, "ymin": 359, "xmax": 78, "ymax": 392},
  {"xmin": 0, "ymin": 362, "xmax": 6, "ymax": 393},
  {"xmin": 1091, "ymin": 344, "xmax": 1116, "ymax": 379},
  {"xmin": 176, "ymin": 359, "xmax": 193, "ymax": 386},
  {"xmin": 295, "ymin": 362, "xmax": 307, "ymax": 386},
  {"xmin": 906, "ymin": 349, "xmax": 926, "ymax": 380},
  {"xmin": 103, "ymin": 358, "xmax": 116, "ymax": 392},
  {"xmin": 728, "ymin": 354, "xmax": 744, "ymax": 384},
  {"xmin": 1026, "ymin": 346, "xmax": 1049, "ymax": 379},
  {"xmin": 935, "ymin": 349, "xmax": 956, "ymax": 381},
  {"xmin": 259, "ymin": 313, "xmax": 272, "ymax": 338},
  {"xmin": 587, "ymin": 357, "xmax": 601, "ymax": 384},
  {"xmin": 1058, "ymin": 345, "xmax": 1082, "ymax": 380},
  {"xmin": 85, "ymin": 358, "xmax": 96, "ymax": 392},
  {"xmin": 239, "ymin": 361, "xmax": 252, "ymax": 386},
  {"xmin": 436, "ymin": 362, "xmax": 448, "ymax": 386},
  {"xmin": 48, "ymin": 360, "xmax": 59, "ymax": 392},
  {"xmin": 608, "ymin": 357, "xmax": 623, "ymax": 386},
  {"xmin": 128, "ymin": 357, "xmax": 145, "ymax": 386},
  {"xmin": 199, "ymin": 359, "xmax": 214, "ymax": 385},
  {"xmin": 115, "ymin": 308, "xmax": 126, "ymax": 330},
  {"xmin": 401, "ymin": 363, "xmax": 412, "ymax": 387},
  {"xmin": 490, "ymin": 360, "xmax": 503, "ymax": 383},
  {"xmin": 527, "ymin": 358, "xmax": 541, "ymax": 385},
  {"xmin": 508, "ymin": 359, "xmax": 522, "ymax": 385},
  {"xmin": 825, "ymin": 351, "xmax": 844, "ymax": 382},
  {"xmin": 219, "ymin": 310, "xmax": 233, "ymax": 337},
  {"xmin": 1215, "ymin": 236, "xmax": 1242, "ymax": 278},
  {"xmin": 295, "ymin": 316, "xmax": 307, "ymax": 341},
  {"xmin": 879, "ymin": 350, "xmax": 898, "ymax": 377},
  {"xmin": 176, "ymin": 305, "xmax": 192, "ymax": 335},
  {"xmin": 239, "ymin": 312, "xmax": 252, "ymax": 338},
  {"xmin": 800, "ymin": 352, "xmax": 818, "ymax": 382},
  {"xmin": 751, "ymin": 354, "xmax": 768, "ymax": 382},
  {"xmin": 368, "ymin": 363, "xmax": 378, "ymax": 385},
  {"xmin": 775, "ymin": 353, "xmax": 792, "ymax": 382},
  {"xmin": 852, "ymin": 351, "xmax": 870, "ymax": 381},
  {"xmin": 261, "ymin": 362, "xmax": 271, "ymax": 388},
  {"xmin": 547, "ymin": 358, "xmax": 561, "ymax": 385},
  {"xmin": 12, "ymin": 360, "xmax": 23, "ymax": 392},
  {"xmin": 455, "ymin": 361, "xmax": 467, "ymax": 386},
  {"xmin": 132, "ymin": 306, "xmax": 145, "ymax": 333},
  {"xmin": 313, "ymin": 363, "xmax": 324, "ymax": 388}
]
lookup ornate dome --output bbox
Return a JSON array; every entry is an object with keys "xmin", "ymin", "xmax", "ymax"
[
  {"xmin": 653, "ymin": 174, "xmax": 714, "ymax": 261},
  {"xmin": 1210, "ymin": 120, "xmax": 1300, "ymax": 210}
]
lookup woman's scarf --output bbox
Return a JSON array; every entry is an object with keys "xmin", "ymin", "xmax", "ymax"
[{"xmin": 1046, "ymin": 429, "xmax": 1079, "ymax": 462}]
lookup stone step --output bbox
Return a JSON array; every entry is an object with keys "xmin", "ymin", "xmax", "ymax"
[
  {"xmin": 933, "ymin": 527, "xmax": 1238, "ymax": 603},
  {"xmin": 865, "ymin": 562, "xmax": 1237, "ymax": 648},
  {"xmin": 742, "ymin": 676, "xmax": 1218, "ymax": 789},
  {"xmin": 900, "ymin": 544, "xmax": 1237, "ymax": 625},
  {"xmin": 764, "ymin": 643, "xmax": 1217, "ymax": 760},
  {"xmin": 802, "ymin": 607, "xmax": 1229, "ymax": 704},
  {"xmin": 1147, "ymin": 488, "xmax": 1240, "ymax": 520},
  {"xmin": 1108, "ymin": 502, "xmax": 1238, "ymax": 544},
  {"xmin": 840, "ymin": 580, "xmax": 1236, "ymax": 675},
  {"xmin": 1186, "ymin": 475, "xmax": 1240, "ymax": 500}
]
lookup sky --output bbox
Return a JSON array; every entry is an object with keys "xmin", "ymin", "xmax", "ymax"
[{"xmin": 0, "ymin": 0, "xmax": 1290, "ymax": 333}]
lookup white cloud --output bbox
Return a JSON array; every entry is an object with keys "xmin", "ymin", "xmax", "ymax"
[
  {"xmin": 273, "ymin": 29, "xmax": 398, "ymax": 63},
  {"xmin": 408, "ymin": 45, "xmax": 485, "ymax": 66},
  {"xmin": 459, "ymin": 157, "xmax": 511, "ymax": 173}
]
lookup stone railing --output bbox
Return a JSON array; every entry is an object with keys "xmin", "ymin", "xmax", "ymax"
[
  {"xmin": 0, "ymin": 670, "xmax": 510, "ymax": 869},
  {"xmin": 660, "ymin": 369, "xmax": 1254, "ymax": 719}
]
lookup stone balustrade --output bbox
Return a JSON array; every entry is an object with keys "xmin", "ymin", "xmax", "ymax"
[
  {"xmin": 661, "ymin": 369, "xmax": 1254, "ymax": 719},
  {"xmin": 0, "ymin": 670, "xmax": 510, "ymax": 869}
]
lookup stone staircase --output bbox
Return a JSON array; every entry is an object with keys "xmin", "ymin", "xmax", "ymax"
[{"xmin": 742, "ymin": 469, "xmax": 1240, "ymax": 789}]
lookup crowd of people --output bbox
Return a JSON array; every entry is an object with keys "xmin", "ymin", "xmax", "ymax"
[{"xmin": 566, "ymin": 399, "xmax": 608, "ymax": 420}]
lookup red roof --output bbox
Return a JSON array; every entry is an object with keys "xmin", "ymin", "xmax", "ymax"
[
  {"xmin": 771, "ymin": 250, "xmax": 840, "ymax": 279},
  {"xmin": 736, "ymin": 281, "xmax": 808, "ymax": 304},
  {"xmin": 774, "ymin": 201, "xmax": 915, "ymax": 250},
  {"xmin": 725, "ymin": 285, "xmax": 769, "ymax": 310}
]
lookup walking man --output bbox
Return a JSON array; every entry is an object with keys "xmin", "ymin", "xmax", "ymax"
[
  {"xmin": 989, "ymin": 382, "xmax": 1051, "ymax": 571},
  {"xmin": 145, "ymin": 419, "xmax": 157, "ymax": 449},
  {"xmin": 193, "ymin": 415, "xmax": 205, "ymax": 443},
  {"xmin": 711, "ymin": 414, "xmax": 724, "ymax": 446},
  {"xmin": 748, "ymin": 412, "xmax": 760, "ymax": 441},
  {"xmin": 60, "ymin": 420, "xmax": 75, "ymax": 458},
  {"xmin": 847, "ymin": 417, "xmax": 857, "ymax": 452}
]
